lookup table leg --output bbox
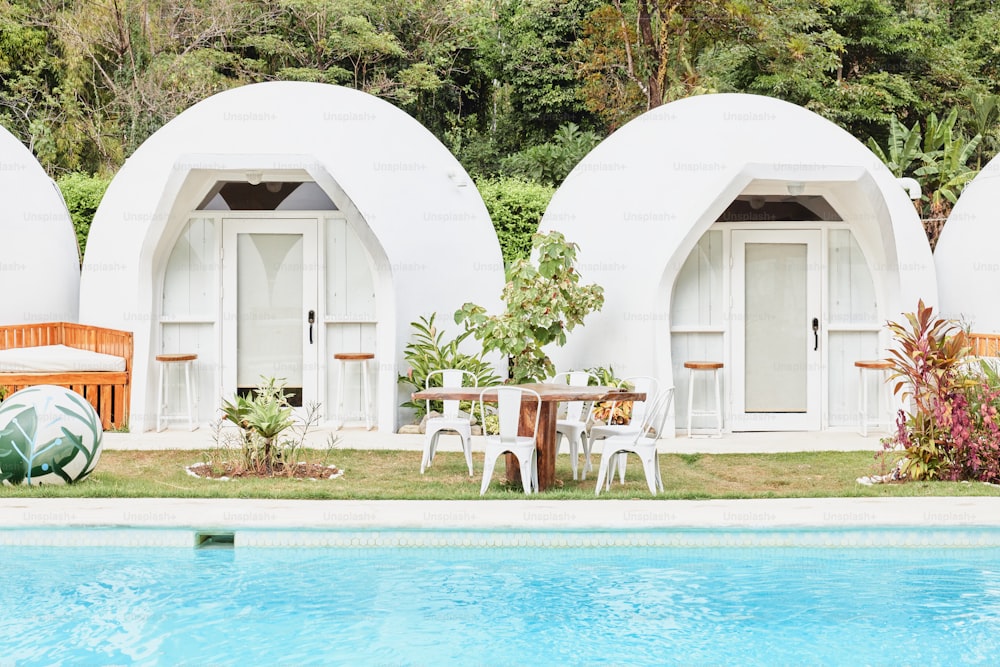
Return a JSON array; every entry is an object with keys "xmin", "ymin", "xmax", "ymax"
[{"xmin": 505, "ymin": 401, "xmax": 557, "ymax": 491}]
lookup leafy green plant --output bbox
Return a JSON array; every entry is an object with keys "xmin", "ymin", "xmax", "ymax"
[
  {"xmin": 397, "ymin": 313, "xmax": 501, "ymax": 420},
  {"xmin": 914, "ymin": 108, "xmax": 982, "ymax": 214},
  {"xmin": 868, "ymin": 108, "xmax": 981, "ymax": 220},
  {"xmin": 867, "ymin": 116, "xmax": 923, "ymax": 178},
  {"xmin": 218, "ymin": 377, "xmax": 302, "ymax": 476},
  {"xmin": 456, "ymin": 231, "xmax": 604, "ymax": 384}
]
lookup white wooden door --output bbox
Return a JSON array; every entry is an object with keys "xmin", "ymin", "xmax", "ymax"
[
  {"xmin": 731, "ymin": 230, "xmax": 822, "ymax": 430},
  {"xmin": 221, "ymin": 218, "xmax": 319, "ymax": 409}
]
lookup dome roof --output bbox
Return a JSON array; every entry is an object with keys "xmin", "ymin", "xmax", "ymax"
[{"xmin": 0, "ymin": 126, "xmax": 80, "ymax": 324}]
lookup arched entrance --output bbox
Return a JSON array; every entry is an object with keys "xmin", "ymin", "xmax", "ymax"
[
  {"xmin": 670, "ymin": 190, "xmax": 881, "ymax": 431},
  {"xmin": 160, "ymin": 175, "xmax": 379, "ymax": 425}
]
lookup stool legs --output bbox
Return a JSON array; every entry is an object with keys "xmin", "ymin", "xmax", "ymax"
[
  {"xmin": 156, "ymin": 359, "xmax": 197, "ymax": 432},
  {"xmin": 336, "ymin": 360, "xmax": 346, "ymax": 430},
  {"xmin": 687, "ymin": 368, "xmax": 722, "ymax": 438},
  {"xmin": 361, "ymin": 359, "xmax": 372, "ymax": 430},
  {"xmin": 713, "ymin": 369, "xmax": 722, "ymax": 437},
  {"xmin": 687, "ymin": 371, "xmax": 696, "ymax": 439},
  {"xmin": 157, "ymin": 361, "xmax": 166, "ymax": 432},
  {"xmin": 184, "ymin": 361, "xmax": 196, "ymax": 432},
  {"xmin": 336, "ymin": 358, "xmax": 374, "ymax": 430},
  {"xmin": 857, "ymin": 368, "xmax": 886, "ymax": 437}
]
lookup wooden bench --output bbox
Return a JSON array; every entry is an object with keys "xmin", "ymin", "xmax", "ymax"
[
  {"xmin": 967, "ymin": 332, "xmax": 1000, "ymax": 357},
  {"xmin": 0, "ymin": 322, "xmax": 133, "ymax": 430}
]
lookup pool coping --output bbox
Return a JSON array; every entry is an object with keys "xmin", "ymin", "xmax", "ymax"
[{"xmin": 2, "ymin": 496, "xmax": 999, "ymax": 531}]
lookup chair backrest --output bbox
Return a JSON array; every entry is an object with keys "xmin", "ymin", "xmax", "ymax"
[
  {"xmin": 426, "ymin": 369, "xmax": 477, "ymax": 419},
  {"xmin": 548, "ymin": 370, "xmax": 600, "ymax": 421},
  {"xmin": 633, "ymin": 386, "xmax": 675, "ymax": 442},
  {"xmin": 612, "ymin": 375, "xmax": 659, "ymax": 425},
  {"xmin": 480, "ymin": 386, "xmax": 541, "ymax": 445}
]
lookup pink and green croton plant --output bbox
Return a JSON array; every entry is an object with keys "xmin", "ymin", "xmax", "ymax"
[{"xmin": 885, "ymin": 300, "xmax": 1000, "ymax": 483}]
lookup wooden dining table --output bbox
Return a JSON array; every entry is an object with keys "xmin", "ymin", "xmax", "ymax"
[{"xmin": 411, "ymin": 383, "xmax": 647, "ymax": 491}]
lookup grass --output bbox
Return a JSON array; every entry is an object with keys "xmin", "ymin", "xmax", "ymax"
[{"xmin": 2, "ymin": 448, "xmax": 999, "ymax": 500}]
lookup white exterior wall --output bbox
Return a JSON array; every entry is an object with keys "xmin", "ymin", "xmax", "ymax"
[
  {"xmin": 80, "ymin": 82, "xmax": 504, "ymax": 432},
  {"xmin": 539, "ymin": 93, "xmax": 935, "ymax": 432},
  {"xmin": 0, "ymin": 127, "xmax": 79, "ymax": 324},
  {"xmin": 935, "ymin": 157, "xmax": 1000, "ymax": 330}
]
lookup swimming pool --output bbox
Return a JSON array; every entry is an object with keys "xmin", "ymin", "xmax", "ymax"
[{"xmin": 4, "ymin": 527, "xmax": 1000, "ymax": 665}]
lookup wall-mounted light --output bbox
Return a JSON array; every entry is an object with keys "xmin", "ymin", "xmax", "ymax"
[
  {"xmin": 265, "ymin": 181, "xmax": 282, "ymax": 193},
  {"xmin": 246, "ymin": 171, "xmax": 263, "ymax": 186},
  {"xmin": 787, "ymin": 182, "xmax": 805, "ymax": 196},
  {"xmin": 749, "ymin": 196, "xmax": 766, "ymax": 210}
]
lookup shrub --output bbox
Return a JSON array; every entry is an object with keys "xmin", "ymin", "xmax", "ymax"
[
  {"xmin": 216, "ymin": 377, "xmax": 327, "ymax": 477},
  {"xmin": 475, "ymin": 176, "xmax": 554, "ymax": 266},
  {"xmin": 397, "ymin": 313, "xmax": 501, "ymax": 420},
  {"xmin": 882, "ymin": 301, "xmax": 1000, "ymax": 483},
  {"xmin": 57, "ymin": 172, "xmax": 110, "ymax": 259}
]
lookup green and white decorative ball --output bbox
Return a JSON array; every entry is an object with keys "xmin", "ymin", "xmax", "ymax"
[{"xmin": 0, "ymin": 385, "xmax": 104, "ymax": 485}]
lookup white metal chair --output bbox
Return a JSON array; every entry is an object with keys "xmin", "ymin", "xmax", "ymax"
[
  {"xmin": 589, "ymin": 375, "xmax": 660, "ymax": 483},
  {"xmin": 548, "ymin": 370, "xmax": 600, "ymax": 480},
  {"xmin": 420, "ymin": 369, "xmax": 477, "ymax": 476},
  {"xmin": 479, "ymin": 386, "xmax": 541, "ymax": 495},
  {"xmin": 594, "ymin": 387, "xmax": 675, "ymax": 496}
]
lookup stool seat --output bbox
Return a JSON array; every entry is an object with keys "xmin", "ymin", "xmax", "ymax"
[
  {"xmin": 156, "ymin": 353, "xmax": 198, "ymax": 363},
  {"xmin": 684, "ymin": 361, "xmax": 724, "ymax": 371},
  {"xmin": 856, "ymin": 359, "xmax": 893, "ymax": 436},
  {"xmin": 854, "ymin": 360, "xmax": 893, "ymax": 370},
  {"xmin": 686, "ymin": 361, "xmax": 723, "ymax": 438},
  {"xmin": 156, "ymin": 353, "xmax": 198, "ymax": 432},
  {"xmin": 335, "ymin": 352, "xmax": 375, "ymax": 430}
]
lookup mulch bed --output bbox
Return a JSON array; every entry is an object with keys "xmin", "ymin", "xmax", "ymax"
[{"xmin": 186, "ymin": 462, "xmax": 342, "ymax": 480}]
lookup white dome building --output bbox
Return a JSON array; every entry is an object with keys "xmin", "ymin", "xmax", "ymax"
[
  {"xmin": 80, "ymin": 82, "xmax": 504, "ymax": 432},
  {"xmin": 539, "ymin": 93, "xmax": 935, "ymax": 433},
  {"xmin": 935, "ymin": 156, "xmax": 1000, "ymax": 330},
  {"xmin": 0, "ymin": 126, "xmax": 79, "ymax": 324}
]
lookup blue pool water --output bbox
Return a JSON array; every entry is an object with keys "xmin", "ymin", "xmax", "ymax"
[{"xmin": 4, "ymin": 529, "xmax": 1000, "ymax": 666}]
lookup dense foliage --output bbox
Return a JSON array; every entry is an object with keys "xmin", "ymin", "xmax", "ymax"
[
  {"xmin": 3, "ymin": 0, "xmax": 1000, "ymax": 249},
  {"xmin": 476, "ymin": 176, "xmax": 553, "ymax": 265},
  {"xmin": 884, "ymin": 302, "xmax": 1000, "ymax": 483},
  {"xmin": 56, "ymin": 172, "xmax": 110, "ymax": 258}
]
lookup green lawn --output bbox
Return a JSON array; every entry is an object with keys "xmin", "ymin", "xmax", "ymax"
[{"xmin": 2, "ymin": 448, "xmax": 998, "ymax": 500}]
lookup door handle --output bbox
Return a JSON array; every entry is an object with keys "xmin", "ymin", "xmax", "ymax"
[
  {"xmin": 812, "ymin": 317, "xmax": 819, "ymax": 351},
  {"xmin": 308, "ymin": 310, "xmax": 316, "ymax": 344}
]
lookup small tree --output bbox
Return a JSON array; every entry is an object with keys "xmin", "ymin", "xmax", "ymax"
[{"xmin": 455, "ymin": 231, "xmax": 604, "ymax": 384}]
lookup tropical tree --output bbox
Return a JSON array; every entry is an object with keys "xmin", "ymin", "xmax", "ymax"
[
  {"xmin": 866, "ymin": 116, "xmax": 922, "ymax": 178},
  {"xmin": 455, "ymin": 231, "xmax": 604, "ymax": 383},
  {"xmin": 574, "ymin": 0, "xmax": 762, "ymax": 129},
  {"xmin": 914, "ymin": 108, "xmax": 981, "ymax": 216}
]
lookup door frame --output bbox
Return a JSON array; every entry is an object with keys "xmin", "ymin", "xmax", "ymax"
[
  {"xmin": 220, "ymin": 217, "xmax": 320, "ymax": 412},
  {"xmin": 730, "ymin": 229, "xmax": 823, "ymax": 431}
]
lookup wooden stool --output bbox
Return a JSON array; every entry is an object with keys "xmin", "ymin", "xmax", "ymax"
[
  {"xmin": 335, "ymin": 352, "xmax": 374, "ymax": 430},
  {"xmin": 856, "ymin": 359, "xmax": 893, "ymax": 436},
  {"xmin": 685, "ymin": 361, "xmax": 723, "ymax": 438},
  {"xmin": 155, "ymin": 353, "xmax": 198, "ymax": 432}
]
